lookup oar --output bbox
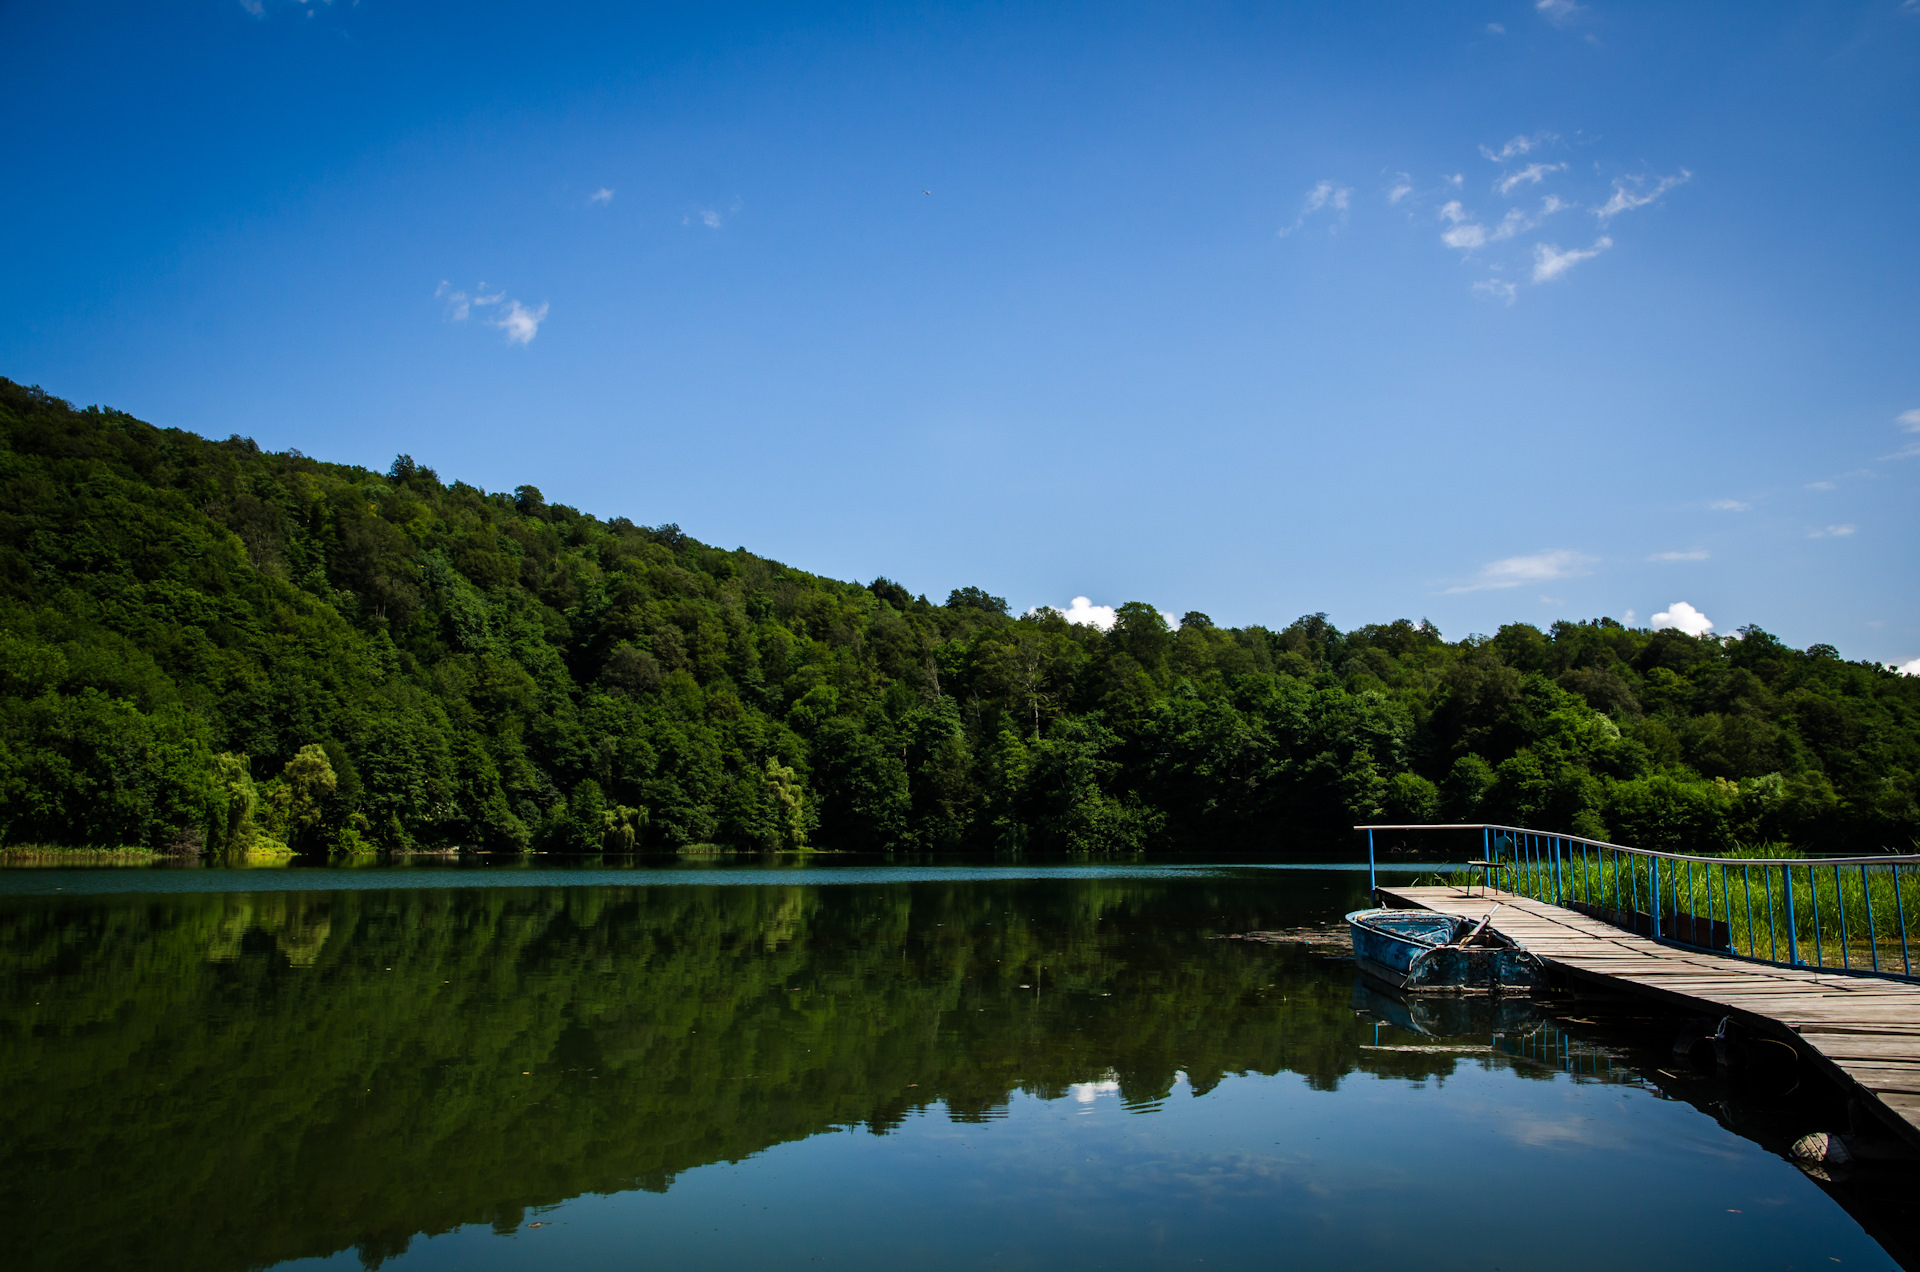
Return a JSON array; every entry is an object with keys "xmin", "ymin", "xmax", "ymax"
[{"xmin": 1452, "ymin": 904, "xmax": 1502, "ymax": 947}]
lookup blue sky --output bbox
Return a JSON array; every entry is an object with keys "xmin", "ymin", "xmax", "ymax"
[{"xmin": 4, "ymin": 1, "xmax": 1917, "ymax": 665}]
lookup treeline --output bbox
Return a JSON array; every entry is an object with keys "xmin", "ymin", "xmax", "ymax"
[{"xmin": 1, "ymin": 378, "xmax": 1915, "ymax": 857}]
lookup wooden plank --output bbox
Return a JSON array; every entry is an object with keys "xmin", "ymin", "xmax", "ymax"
[{"xmin": 1838, "ymin": 1068, "xmax": 1920, "ymax": 1095}]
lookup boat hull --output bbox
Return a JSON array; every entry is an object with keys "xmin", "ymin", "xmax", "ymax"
[{"xmin": 1346, "ymin": 908, "xmax": 1547, "ymax": 995}]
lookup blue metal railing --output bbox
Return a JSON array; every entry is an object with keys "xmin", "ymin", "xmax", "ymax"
[{"xmin": 1357, "ymin": 822, "xmax": 1920, "ymax": 984}]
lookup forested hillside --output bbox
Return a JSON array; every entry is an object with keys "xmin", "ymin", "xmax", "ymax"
[{"xmin": 2, "ymin": 379, "xmax": 1915, "ymax": 858}]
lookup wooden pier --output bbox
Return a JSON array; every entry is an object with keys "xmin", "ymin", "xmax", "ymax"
[{"xmin": 1377, "ymin": 883, "xmax": 1920, "ymax": 1149}]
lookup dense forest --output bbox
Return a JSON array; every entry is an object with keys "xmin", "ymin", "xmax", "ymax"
[{"xmin": 1, "ymin": 378, "xmax": 1915, "ymax": 858}]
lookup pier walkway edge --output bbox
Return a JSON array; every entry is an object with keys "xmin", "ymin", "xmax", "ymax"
[{"xmin": 1375, "ymin": 883, "xmax": 1920, "ymax": 1150}]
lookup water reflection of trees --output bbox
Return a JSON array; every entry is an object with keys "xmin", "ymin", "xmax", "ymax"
[{"xmin": 3, "ymin": 876, "xmax": 1500, "ymax": 1271}]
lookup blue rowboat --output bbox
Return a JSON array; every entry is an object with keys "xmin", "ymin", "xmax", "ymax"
[{"xmin": 1346, "ymin": 906, "xmax": 1546, "ymax": 994}]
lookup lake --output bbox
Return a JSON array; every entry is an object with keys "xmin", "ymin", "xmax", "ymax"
[{"xmin": 0, "ymin": 862, "xmax": 1911, "ymax": 1270}]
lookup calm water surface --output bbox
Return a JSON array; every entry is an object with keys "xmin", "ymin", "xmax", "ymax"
[{"xmin": 0, "ymin": 863, "xmax": 1910, "ymax": 1270}]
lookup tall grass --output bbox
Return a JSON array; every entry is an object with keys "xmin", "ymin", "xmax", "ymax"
[{"xmin": 1487, "ymin": 832, "xmax": 1919, "ymax": 978}]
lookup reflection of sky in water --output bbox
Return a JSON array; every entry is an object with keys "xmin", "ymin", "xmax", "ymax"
[
  {"xmin": 1069, "ymin": 1074, "xmax": 1122, "ymax": 1107},
  {"xmin": 275, "ymin": 1064, "xmax": 1883, "ymax": 1272}
]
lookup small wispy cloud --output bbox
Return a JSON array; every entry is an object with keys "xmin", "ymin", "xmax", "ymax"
[
  {"xmin": 494, "ymin": 300, "xmax": 548, "ymax": 345},
  {"xmin": 1446, "ymin": 549, "xmax": 1595, "ymax": 593},
  {"xmin": 1487, "ymin": 22, "xmax": 1507, "ymax": 34},
  {"xmin": 1532, "ymin": 236, "xmax": 1611, "ymax": 282},
  {"xmin": 684, "ymin": 207, "xmax": 725, "ymax": 229},
  {"xmin": 1807, "ymin": 480, "xmax": 1837, "ymax": 491},
  {"xmin": 1879, "ymin": 411, "xmax": 1920, "ymax": 460},
  {"xmin": 437, "ymin": 280, "xmax": 503, "ymax": 323},
  {"xmin": 1649, "ymin": 549, "xmax": 1709, "ymax": 562},
  {"xmin": 1496, "ymin": 162, "xmax": 1566, "ymax": 196},
  {"xmin": 1651, "ymin": 601, "xmax": 1712, "ymax": 637},
  {"xmin": 1480, "ymin": 133, "xmax": 1555, "ymax": 164},
  {"xmin": 1472, "ymin": 279, "xmax": 1519, "ymax": 305},
  {"xmin": 1387, "ymin": 174, "xmax": 1414, "ymax": 204},
  {"xmin": 588, "ymin": 188, "xmax": 614, "ymax": 206},
  {"xmin": 1440, "ymin": 204, "xmax": 1540, "ymax": 252},
  {"xmin": 1708, "ymin": 498, "xmax": 1750, "ymax": 511},
  {"xmin": 1535, "ymin": 0, "xmax": 1582, "ymax": 26},
  {"xmin": 239, "ymin": 0, "xmax": 265, "ymax": 15},
  {"xmin": 1277, "ymin": 181, "xmax": 1352, "ymax": 236},
  {"xmin": 437, "ymin": 281, "xmax": 546, "ymax": 345},
  {"xmin": 1808, "ymin": 524, "xmax": 1856, "ymax": 539},
  {"xmin": 1597, "ymin": 171, "xmax": 1691, "ymax": 220}
]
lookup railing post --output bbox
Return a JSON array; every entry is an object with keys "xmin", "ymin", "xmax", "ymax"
[
  {"xmin": 1651, "ymin": 858, "xmax": 1662, "ymax": 940},
  {"xmin": 1552, "ymin": 837, "xmax": 1563, "ymax": 905},
  {"xmin": 1836, "ymin": 864, "xmax": 1849, "ymax": 971},
  {"xmin": 1368, "ymin": 828, "xmax": 1376, "ymax": 894},
  {"xmin": 1742, "ymin": 865, "xmax": 1754, "ymax": 958},
  {"xmin": 1812, "ymin": 868, "xmax": 1824, "ymax": 968},
  {"xmin": 1895, "ymin": 864, "xmax": 1911, "ymax": 978},
  {"xmin": 1786, "ymin": 866, "xmax": 1800, "ymax": 966},
  {"xmin": 1863, "ymin": 864, "xmax": 1880, "ymax": 974}
]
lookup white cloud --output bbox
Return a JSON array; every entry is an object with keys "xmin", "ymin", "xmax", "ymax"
[
  {"xmin": 1597, "ymin": 171, "xmax": 1691, "ymax": 220},
  {"xmin": 435, "ymin": 280, "xmax": 468, "ymax": 320},
  {"xmin": 1651, "ymin": 601, "xmax": 1713, "ymax": 636},
  {"xmin": 1480, "ymin": 133, "xmax": 1554, "ymax": 163},
  {"xmin": 1893, "ymin": 659, "xmax": 1920, "ymax": 676},
  {"xmin": 1532, "ymin": 236, "xmax": 1611, "ymax": 282},
  {"xmin": 1486, "ymin": 22, "xmax": 1506, "ymax": 34},
  {"xmin": 436, "ymin": 280, "xmax": 508, "ymax": 324},
  {"xmin": 1060, "ymin": 597, "xmax": 1117, "ymax": 630},
  {"xmin": 1446, "ymin": 549, "xmax": 1595, "ymax": 593},
  {"xmin": 1623, "ymin": 609, "xmax": 1637, "ymax": 624},
  {"xmin": 1496, "ymin": 162, "xmax": 1566, "ymax": 196},
  {"xmin": 492, "ymin": 300, "xmax": 549, "ymax": 345},
  {"xmin": 1387, "ymin": 174, "xmax": 1413, "ymax": 204},
  {"xmin": 239, "ymin": 0, "xmax": 265, "ymax": 14},
  {"xmin": 1277, "ymin": 180, "xmax": 1352, "ymax": 236},
  {"xmin": 1808, "ymin": 524, "xmax": 1856, "ymax": 538},
  {"xmin": 1648, "ymin": 549, "xmax": 1709, "ymax": 562},
  {"xmin": 1897, "ymin": 408, "xmax": 1920, "ymax": 432},
  {"xmin": 1708, "ymin": 499, "xmax": 1750, "ymax": 511},
  {"xmin": 1447, "ymin": 204, "xmax": 1559, "ymax": 255},
  {"xmin": 1492, "ymin": 207, "xmax": 1535, "ymax": 239},
  {"xmin": 1807, "ymin": 480, "xmax": 1836, "ymax": 491},
  {"xmin": 589, "ymin": 188, "xmax": 614, "ymax": 205},
  {"xmin": 1536, "ymin": 0, "xmax": 1581, "ymax": 25},
  {"xmin": 1472, "ymin": 279, "xmax": 1519, "ymax": 304}
]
